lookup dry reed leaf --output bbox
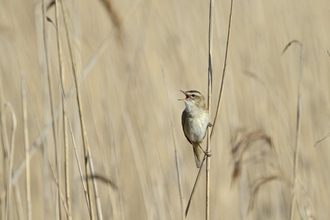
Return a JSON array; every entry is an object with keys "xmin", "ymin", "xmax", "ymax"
[
  {"xmin": 314, "ymin": 131, "xmax": 330, "ymax": 147},
  {"xmin": 282, "ymin": 40, "xmax": 302, "ymax": 55},
  {"xmin": 46, "ymin": 0, "xmax": 55, "ymax": 11},
  {"xmin": 47, "ymin": 0, "xmax": 122, "ymax": 40},
  {"xmin": 242, "ymin": 70, "xmax": 266, "ymax": 87},
  {"xmin": 86, "ymin": 174, "xmax": 117, "ymax": 190}
]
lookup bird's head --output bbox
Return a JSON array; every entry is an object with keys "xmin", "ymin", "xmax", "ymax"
[{"xmin": 180, "ymin": 90, "xmax": 206, "ymax": 109}]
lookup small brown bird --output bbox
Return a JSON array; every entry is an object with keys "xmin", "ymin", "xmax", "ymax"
[{"xmin": 180, "ymin": 90, "xmax": 209, "ymax": 168}]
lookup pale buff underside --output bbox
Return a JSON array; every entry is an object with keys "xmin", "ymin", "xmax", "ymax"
[{"xmin": 182, "ymin": 104, "xmax": 209, "ymax": 168}]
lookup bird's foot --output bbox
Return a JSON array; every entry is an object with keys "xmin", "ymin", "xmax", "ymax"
[{"xmin": 198, "ymin": 144, "xmax": 212, "ymax": 157}]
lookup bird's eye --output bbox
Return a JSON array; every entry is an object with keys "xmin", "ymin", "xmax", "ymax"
[{"xmin": 191, "ymin": 94, "xmax": 195, "ymax": 97}]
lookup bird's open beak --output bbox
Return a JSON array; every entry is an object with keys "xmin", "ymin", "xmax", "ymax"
[{"xmin": 178, "ymin": 90, "xmax": 188, "ymax": 101}]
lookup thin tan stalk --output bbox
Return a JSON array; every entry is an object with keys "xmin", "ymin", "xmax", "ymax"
[
  {"xmin": 210, "ymin": 0, "xmax": 234, "ymax": 138},
  {"xmin": 184, "ymin": 0, "xmax": 222, "ymax": 217},
  {"xmin": 71, "ymin": 78, "xmax": 104, "ymax": 219},
  {"xmin": 87, "ymin": 150, "xmax": 103, "ymax": 220},
  {"xmin": 25, "ymin": 88, "xmax": 71, "ymax": 218},
  {"xmin": 29, "ymin": 84, "xmax": 78, "ymax": 218},
  {"xmin": 56, "ymin": 71, "xmax": 91, "ymax": 214},
  {"xmin": 162, "ymin": 69, "xmax": 184, "ymax": 220},
  {"xmin": 3, "ymin": 102, "xmax": 17, "ymax": 220},
  {"xmin": 9, "ymin": 1, "xmax": 139, "ymax": 186},
  {"xmin": 59, "ymin": 0, "xmax": 96, "ymax": 219},
  {"xmin": 290, "ymin": 97, "xmax": 301, "ymax": 220},
  {"xmin": 185, "ymin": 158, "xmax": 206, "ymax": 218},
  {"xmin": 292, "ymin": 41, "xmax": 303, "ymax": 220},
  {"xmin": 206, "ymin": 0, "xmax": 214, "ymax": 219},
  {"xmin": 47, "ymin": 155, "xmax": 69, "ymax": 215},
  {"xmin": 22, "ymin": 66, "xmax": 90, "ymax": 218},
  {"xmin": 53, "ymin": 1, "xmax": 64, "ymax": 219},
  {"xmin": 54, "ymin": 0, "xmax": 71, "ymax": 219},
  {"xmin": 84, "ymin": 81, "xmax": 112, "ymax": 218},
  {"xmin": 63, "ymin": 55, "xmax": 71, "ymax": 218},
  {"xmin": 21, "ymin": 74, "xmax": 32, "ymax": 220},
  {"xmin": 282, "ymin": 40, "xmax": 303, "ymax": 220},
  {"xmin": 1, "ymin": 99, "xmax": 9, "ymax": 220},
  {"xmin": 42, "ymin": 0, "xmax": 61, "ymax": 218},
  {"xmin": 13, "ymin": 185, "xmax": 24, "ymax": 220}
]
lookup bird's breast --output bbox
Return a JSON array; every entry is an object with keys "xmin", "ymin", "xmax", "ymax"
[{"xmin": 185, "ymin": 111, "xmax": 209, "ymax": 143}]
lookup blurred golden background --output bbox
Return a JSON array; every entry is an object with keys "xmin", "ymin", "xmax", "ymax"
[{"xmin": 1, "ymin": 0, "xmax": 330, "ymax": 219}]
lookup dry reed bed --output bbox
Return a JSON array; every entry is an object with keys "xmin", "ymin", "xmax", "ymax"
[{"xmin": 1, "ymin": 0, "xmax": 330, "ymax": 219}]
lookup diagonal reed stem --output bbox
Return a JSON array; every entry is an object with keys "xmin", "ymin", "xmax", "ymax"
[{"xmin": 211, "ymin": 0, "xmax": 234, "ymax": 138}]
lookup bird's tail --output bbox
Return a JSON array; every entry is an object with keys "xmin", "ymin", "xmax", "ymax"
[{"xmin": 193, "ymin": 144, "xmax": 204, "ymax": 168}]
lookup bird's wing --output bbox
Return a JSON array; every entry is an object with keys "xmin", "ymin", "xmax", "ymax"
[{"xmin": 181, "ymin": 110, "xmax": 192, "ymax": 145}]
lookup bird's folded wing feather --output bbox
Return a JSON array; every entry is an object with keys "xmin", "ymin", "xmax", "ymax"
[{"xmin": 181, "ymin": 110, "xmax": 192, "ymax": 144}]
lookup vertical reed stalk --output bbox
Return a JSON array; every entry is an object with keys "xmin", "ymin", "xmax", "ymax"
[
  {"xmin": 54, "ymin": 1, "xmax": 71, "ymax": 219},
  {"xmin": 206, "ymin": 0, "xmax": 214, "ymax": 219},
  {"xmin": 21, "ymin": 74, "xmax": 32, "ymax": 220},
  {"xmin": 283, "ymin": 40, "xmax": 303, "ymax": 220},
  {"xmin": 59, "ymin": 0, "xmax": 96, "ymax": 219},
  {"xmin": 42, "ymin": 0, "xmax": 60, "ymax": 218}
]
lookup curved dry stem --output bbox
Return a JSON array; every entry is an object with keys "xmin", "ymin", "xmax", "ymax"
[
  {"xmin": 281, "ymin": 40, "xmax": 302, "ymax": 55},
  {"xmin": 282, "ymin": 40, "xmax": 303, "ymax": 220}
]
